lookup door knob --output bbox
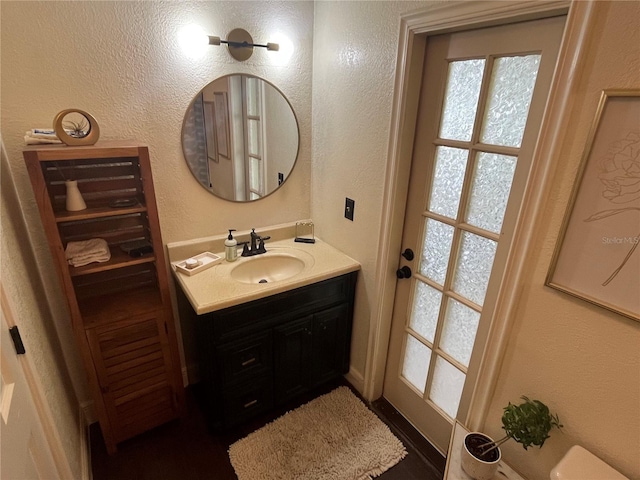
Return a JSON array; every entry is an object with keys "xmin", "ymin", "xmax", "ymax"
[
  {"xmin": 401, "ymin": 248, "xmax": 414, "ymax": 261},
  {"xmin": 396, "ymin": 266, "xmax": 412, "ymax": 279}
]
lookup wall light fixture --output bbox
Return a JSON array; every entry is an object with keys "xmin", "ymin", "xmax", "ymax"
[{"xmin": 208, "ymin": 28, "xmax": 279, "ymax": 61}]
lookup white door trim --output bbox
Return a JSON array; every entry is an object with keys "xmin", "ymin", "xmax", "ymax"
[{"xmin": 364, "ymin": 0, "xmax": 595, "ymax": 431}]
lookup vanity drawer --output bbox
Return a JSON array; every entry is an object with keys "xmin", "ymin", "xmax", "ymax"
[
  {"xmin": 217, "ymin": 331, "xmax": 272, "ymax": 385},
  {"xmin": 223, "ymin": 376, "xmax": 273, "ymax": 426}
]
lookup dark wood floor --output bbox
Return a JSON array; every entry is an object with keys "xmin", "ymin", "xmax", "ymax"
[{"xmin": 91, "ymin": 380, "xmax": 445, "ymax": 480}]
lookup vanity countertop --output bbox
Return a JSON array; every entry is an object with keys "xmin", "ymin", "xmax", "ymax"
[{"xmin": 170, "ymin": 237, "xmax": 360, "ymax": 315}]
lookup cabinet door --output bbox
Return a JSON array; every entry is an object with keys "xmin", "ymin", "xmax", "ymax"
[
  {"xmin": 85, "ymin": 310, "xmax": 180, "ymax": 443},
  {"xmin": 273, "ymin": 315, "xmax": 313, "ymax": 404},
  {"xmin": 311, "ymin": 303, "xmax": 350, "ymax": 386}
]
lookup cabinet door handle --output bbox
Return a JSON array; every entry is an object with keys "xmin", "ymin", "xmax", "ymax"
[
  {"xmin": 244, "ymin": 399, "xmax": 258, "ymax": 408},
  {"xmin": 241, "ymin": 357, "xmax": 256, "ymax": 366}
]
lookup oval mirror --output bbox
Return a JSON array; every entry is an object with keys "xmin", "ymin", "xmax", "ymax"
[{"xmin": 181, "ymin": 74, "xmax": 300, "ymax": 202}]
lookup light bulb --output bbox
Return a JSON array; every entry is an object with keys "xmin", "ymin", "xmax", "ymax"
[
  {"xmin": 269, "ymin": 33, "xmax": 294, "ymax": 66},
  {"xmin": 178, "ymin": 24, "xmax": 209, "ymax": 59}
]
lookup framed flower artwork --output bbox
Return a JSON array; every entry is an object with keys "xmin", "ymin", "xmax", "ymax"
[{"xmin": 546, "ymin": 89, "xmax": 640, "ymax": 321}]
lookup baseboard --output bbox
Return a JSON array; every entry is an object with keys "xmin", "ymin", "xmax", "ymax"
[
  {"xmin": 81, "ymin": 400, "xmax": 97, "ymax": 426},
  {"xmin": 345, "ymin": 366, "xmax": 365, "ymax": 395},
  {"xmin": 185, "ymin": 363, "xmax": 199, "ymax": 385},
  {"xmin": 79, "ymin": 405, "xmax": 92, "ymax": 480}
]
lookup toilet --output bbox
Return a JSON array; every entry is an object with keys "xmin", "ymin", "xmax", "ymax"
[{"xmin": 550, "ymin": 445, "xmax": 629, "ymax": 480}]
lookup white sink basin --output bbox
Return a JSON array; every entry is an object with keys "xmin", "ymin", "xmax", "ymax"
[{"xmin": 231, "ymin": 253, "xmax": 306, "ymax": 284}]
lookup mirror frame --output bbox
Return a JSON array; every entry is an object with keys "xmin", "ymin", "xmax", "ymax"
[{"xmin": 181, "ymin": 73, "xmax": 301, "ymax": 202}]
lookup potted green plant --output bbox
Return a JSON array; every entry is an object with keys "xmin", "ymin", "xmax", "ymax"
[{"xmin": 461, "ymin": 396, "xmax": 563, "ymax": 480}]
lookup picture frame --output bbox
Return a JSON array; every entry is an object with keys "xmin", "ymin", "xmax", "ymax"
[
  {"xmin": 546, "ymin": 90, "xmax": 640, "ymax": 321},
  {"xmin": 214, "ymin": 92, "xmax": 230, "ymax": 158}
]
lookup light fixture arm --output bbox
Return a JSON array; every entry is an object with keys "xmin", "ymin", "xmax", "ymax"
[{"xmin": 207, "ymin": 29, "xmax": 279, "ymax": 61}]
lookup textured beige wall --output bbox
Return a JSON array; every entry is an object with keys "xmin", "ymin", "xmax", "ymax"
[
  {"xmin": 482, "ymin": 2, "xmax": 640, "ymax": 478},
  {"xmin": 311, "ymin": 0, "xmax": 421, "ymax": 381},
  {"xmin": 1, "ymin": 1, "xmax": 313, "ymax": 243}
]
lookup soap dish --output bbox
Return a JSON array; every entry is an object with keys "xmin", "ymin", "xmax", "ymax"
[{"xmin": 173, "ymin": 252, "xmax": 222, "ymax": 276}]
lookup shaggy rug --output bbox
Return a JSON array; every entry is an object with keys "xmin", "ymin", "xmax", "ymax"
[{"xmin": 228, "ymin": 387, "xmax": 407, "ymax": 480}]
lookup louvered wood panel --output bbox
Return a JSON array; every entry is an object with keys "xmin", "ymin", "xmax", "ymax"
[
  {"xmin": 58, "ymin": 213, "xmax": 149, "ymax": 244},
  {"xmin": 41, "ymin": 157, "xmax": 144, "ymax": 213},
  {"xmin": 116, "ymin": 387, "xmax": 176, "ymax": 441},
  {"xmin": 86, "ymin": 311, "xmax": 179, "ymax": 444}
]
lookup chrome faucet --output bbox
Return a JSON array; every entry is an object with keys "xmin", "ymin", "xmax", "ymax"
[{"xmin": 240, "ymin": 228, "xmax": 271, "ymax": 257}]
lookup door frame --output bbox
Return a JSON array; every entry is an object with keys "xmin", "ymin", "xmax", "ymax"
[{"xmin": 364, "ymin": 0, "xmax": 596, "ymax": 431}]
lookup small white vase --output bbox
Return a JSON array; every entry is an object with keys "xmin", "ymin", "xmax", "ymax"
[
  {"xmin": 65, "ymin": 180, "xmax": 87, "ymax": 211},
  {"xmin": 461, "ymin": 432, "xmax": 501, "ymax": 480}
]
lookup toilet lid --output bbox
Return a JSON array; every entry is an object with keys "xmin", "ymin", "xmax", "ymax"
[{"xmin": 550, "ymin": 445, "xmax": 628, "ymax": 480}]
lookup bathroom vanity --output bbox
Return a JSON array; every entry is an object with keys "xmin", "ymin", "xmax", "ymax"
[{"xmin": 169, "ymin": 230, "xmax": 360, "ymax": 428}]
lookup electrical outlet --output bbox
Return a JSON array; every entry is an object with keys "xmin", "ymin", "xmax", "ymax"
[{"xmin": 345, "ymin": 197, "xmax": 355, "ymax": 221}]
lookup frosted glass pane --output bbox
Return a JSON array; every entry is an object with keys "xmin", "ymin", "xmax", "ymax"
[
  {"xmin": 409, "ymin": 281, "xmax": 442, "ymax": 343},
  {"xmin": 250, "ymin": 157, "xmax": 261, "ymax": 190},
  {"xmin": 401, "ymin": 335, "xmax": 432, "ymax": 394},
  {"xmin": 466, "ymin": 152, "xmax": 517, "ymax": 233},
  {"xmin": 480, "ymin": 55, "xmax": 541, "ymax": 147},
  {"xmin": 248, "ymin": 120, "xmax": 260, "ymax": 156},
  {"xmin": 428, "ymin": 147, "xmax": 468, "ymax": 219},
  {"xmin": 452, "ymin": 232, "xmax": 497, "ymax": 306},
  {"xmin": 441, "ymin": 298, "xmax": 480, "ymax": 367},
  {"xmin": 246, "ymin": 77, "xmax": 259, "ymax": 116},
  {"xmin": 420, "ymin": 219, "xmax": 454, "ymax": 285},
  {"xmin": 430, "ymin": 356, "xmax": 466, "ymax": 419},
  {"xmin": 439, "ymin": 59, "xmax": 485, "ymax": 141}
]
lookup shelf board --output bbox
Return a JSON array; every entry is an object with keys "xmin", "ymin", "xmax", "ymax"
[
  {"xmin": 24, "ymin": 142, "xmax": 144, "ymax": 160},
  {"xmin": 55, "ymin": 204, "xmax": 147, "ymax": 223},
  {"xmin": 79, "ymin": 286, "xmax": 163, "ymax": 327},
  {"xmin": 69, "ymin": 248, "xmax": 155, "ymax": 277}
]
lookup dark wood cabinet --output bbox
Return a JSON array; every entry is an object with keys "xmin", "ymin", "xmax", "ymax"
[
  {"xmin": 186, "ymin": 271, "xmax": 357, "ymax": 429},
  {"xmin": 274, "ymin": 315, "xmax": 314, "ymax": 403},
  {"xmin": 311, "ymin": 303, "xmax": 350, "ymax": 385},
  {"xmin": 23, "ymin": 143, "xmax": 185, "ymax": 454}
]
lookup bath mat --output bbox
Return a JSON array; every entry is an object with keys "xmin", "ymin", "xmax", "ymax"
[{"xmin": 228, "ymin": 386, "xmax": 407, "ymax": 480}]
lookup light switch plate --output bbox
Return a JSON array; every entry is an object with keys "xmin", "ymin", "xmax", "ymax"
[{"xmin": 345, "ymin": 197, "xmax": 355, "ymax": 221}]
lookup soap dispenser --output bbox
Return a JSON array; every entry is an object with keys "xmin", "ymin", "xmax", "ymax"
[{"xmin": 225, "ymin": 229, "xmax": 238, "ymax": 262}]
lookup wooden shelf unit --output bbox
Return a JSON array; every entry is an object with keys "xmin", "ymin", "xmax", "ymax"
[{"xmin": 24, "ymin": 142, "xmax": 185, "ymax": 454}]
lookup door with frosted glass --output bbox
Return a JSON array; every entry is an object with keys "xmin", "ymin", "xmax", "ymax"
[{"xmin": 383, "ymin": 16, "xmax": 565, "ymax": 453}]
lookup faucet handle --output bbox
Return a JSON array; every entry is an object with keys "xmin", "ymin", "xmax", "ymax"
[{"xmin": 257, "ymin": 236, "xmax": 271, "ymax": 254}]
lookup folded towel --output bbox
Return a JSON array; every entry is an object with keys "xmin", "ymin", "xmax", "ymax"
[
  {"xmin": 24, "ymin": 129, "xmax": 61, "ymax": 145},
  {"xmin": 68, "ymin": 253, "xmax": 111, "ymax": 267},
  {"xmin": 23, "ymin": 127, "xmax": 77, "ymax": 145},
  {"xmin": 65, "ymin": 239, "xmax": 111, "ymax": 267},
  {"xmin": 24, "ymin": 134, "xmax": 62, "ymax": 145}
]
